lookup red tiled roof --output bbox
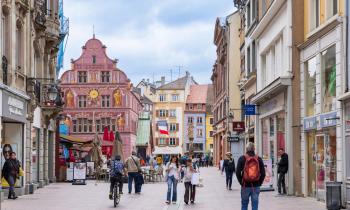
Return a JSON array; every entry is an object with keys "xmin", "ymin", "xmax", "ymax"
[{"xmin": 186, "ymin": 85, "xmax": 209, "ymax": 104}]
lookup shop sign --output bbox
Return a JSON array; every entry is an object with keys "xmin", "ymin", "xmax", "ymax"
[
  {"xmin": 2, "ymin": 92, "xmax": 27, "ymax": 123},
  {"xmin": 227, "ymin": 136, "xmax": 240, "ymax": 142},
  {"xmin": 244, "ymin": 105, "xmax": 256, "ymax": 115},
  {"xmin": 320, "ymin": 111, "xmax": 338, "ymax": 128},
  {"xmin": 303, "ymin": 116, "xmax": 317, "ymax": 131},
  {"xmin": 232, "ymin": 121, "xmax": 245, "ymax": 132}
]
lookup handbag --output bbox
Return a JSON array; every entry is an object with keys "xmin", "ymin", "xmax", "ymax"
[
  {"xmin": 19, "ymin": 167, "xmax": 24, "ymax": 177},
  {"xmin": 191, "ymin": 172, "xmax": 200, "ymax": 185}
]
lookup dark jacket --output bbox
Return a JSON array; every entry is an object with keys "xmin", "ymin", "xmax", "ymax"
[
  {"xmin": 222, "ymin": 158, "xmax": 235, "ymax": 173},
  {"xmin": 277, "ymin": 153, "xmax": 288, "ymax": 174},
  {"xmin": 2, "ymin": 159, "xmax": 20, "ymax": 179},
  {"xmin": 236, "ymin": 151, "xmax": 266, "ymax": 187}
]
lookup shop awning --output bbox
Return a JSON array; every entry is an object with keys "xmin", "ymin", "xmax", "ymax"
[
  {"xmin": 153, "ymin": 146, "xmax": 182, "ymax": 155},
  {"xmin": 59, "ymin": 134, "xmax": 92, "ymax": 145}
]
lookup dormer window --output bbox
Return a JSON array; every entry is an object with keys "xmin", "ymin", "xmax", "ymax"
[{"xmin": 92, "ymin": 55, "xmax": 96, "ymax": 64}]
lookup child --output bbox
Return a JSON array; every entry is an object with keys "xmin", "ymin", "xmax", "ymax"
[{"xmin": 182, "ymin": 159, "xmax": 197, "ymax": 204}]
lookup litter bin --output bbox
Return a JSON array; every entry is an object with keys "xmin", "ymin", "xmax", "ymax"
[{"xmin": 326, "ymin": 182, "xmax": 342, "ymax": 210}]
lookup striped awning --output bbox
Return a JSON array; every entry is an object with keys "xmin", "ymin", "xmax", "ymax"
[{"xmin": 59, "ymin": 134, "xmax": 92, "ymax": 145}]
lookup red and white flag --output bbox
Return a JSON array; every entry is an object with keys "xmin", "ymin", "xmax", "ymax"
[{"xmin": 157, "ymin": 121, "xmax": 169, "ymax": 135}]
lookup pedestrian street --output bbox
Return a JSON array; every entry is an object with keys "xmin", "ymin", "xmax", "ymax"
[{"xmin": 2, "ymin": 167, "xmax": 324, "ymax": 210}]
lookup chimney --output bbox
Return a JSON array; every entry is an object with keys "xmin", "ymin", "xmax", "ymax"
[{"xmin": 161, "ymin": 76, "xmax": 165, "ymax": 85}]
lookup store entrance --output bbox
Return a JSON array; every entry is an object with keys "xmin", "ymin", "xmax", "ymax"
[{"xmin": 315, "ymin": 135, "xmax": 325, "ymax": 201}]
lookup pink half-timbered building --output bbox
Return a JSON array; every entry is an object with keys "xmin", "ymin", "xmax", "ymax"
[{"xmin": 60, "ymin": 36, "xmax": 142, "ymax": 159}]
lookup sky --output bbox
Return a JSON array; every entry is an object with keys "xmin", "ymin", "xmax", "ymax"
[{"xmin": 63, "ymin": 0, "xmax": 236, "ymax": 85}]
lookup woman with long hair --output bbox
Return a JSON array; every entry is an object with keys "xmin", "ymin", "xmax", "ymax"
[{"xmin": 165, "ymin": 156, "xmax": 179, "ymax": 204}]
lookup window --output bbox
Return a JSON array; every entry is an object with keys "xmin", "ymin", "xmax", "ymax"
[
  {"xmin": 100, "ymin": 118, "xmax": 112, "ymax": 130},
  {"xmin": 73, "ymin": 120, "xmax": 77, "ymax": 132},
  {"xmin": 189, "ymin": 104, "xmax": 193, "ymax": 110},
  {"xmin": 197, "ymin": 117, "xmax": 203, "ymax": 124},
  {"xmin": 326, "ymin": 0, "xmax": 338, "ymax": 20},
  {"xmin": 209, "ymin": 131, "xmax": 214, "ymax": 137},
  {"xmin": 321, "ymin": 45, "xmax": 336, "ymax": 113},
  {"xmin": 102, "ymin": 95, "xmax": 110, "ymax": 108},
  {"xmin": 96, "ymin": 119, "xmax": 101, "ymax": 132},
  {"xmin": 210, "ymin": 144, "xmax": 213, "ymax": 149},
  {"xmin": 252, "ymin": 40, "xmax": 256, "ymax": 72},
  {"xmin": 159, "ymin": 109, "xmax": 167, "ymax": 117},
  {"xmin": 159, "ymin": 138, "xmax": 166, "ymax": 145},
  {"xmin": 310, "ymin": 0, "xmax": 320, "ymax": 31},
  {"xmin": 171, "ymin": 94, "xmax": 179, "ymax": 101},
  {"xmin": 197, "ymin": 104, "xmax": 202, "ymax": 110},
  {"xmin": 210, "ymin": 118, "xmax": 214, "ymax": 125},
  {"xmin": 262, "ymin": 0, "xmax": 267, "ymax": 14},
  {"xmin": 76, "ymin": 118, "xmax": 90, "ymax": 133},
  {"xmin": 246, "ymin": 0, "xmax": 257, "ymax": 28},
  {"xmin": 78, "ymin": 96, "xmax": 87, "ymax": 108},
  {"xmin": 92, "ymin": 55, "xmax": 96, "ymax": 64},
  {"xmin": 169, "ymin": 138, "xmax": 176, "ymax": 146},
  {"xmin": 188, "ymin": 117, "xmax": 193, "ymax": 123},
  {"xmin": 101, "ymin": 71, "xmax": 110, "ymax": 83},
  {"xmin": 16, "ymin": 23, "xmax": 23, "ymax": 71},
  {"xmin": 305, "ymin": 56, "xmax": 317, "ymax": 116},
  {"xmin": 197, "ymin": 129, "xmax": 203, "ymax": 137},
  {"xmin": 78, "ymin": 71, "xmax": 87, "ymax": 83},
  {"xmin": 169, "ymin": 109, "xmax": 176, "ymax": 117},
  {"xmin": 247, "ymin": 46, "xmax": 251, "ymax": 73},
  {"xmin": 169, "ymin": 123, "xmax": 178, "ymax": 132},
  {"xmin": 159, "ymin": 94, "xmax": 166, "ymax": 102}
]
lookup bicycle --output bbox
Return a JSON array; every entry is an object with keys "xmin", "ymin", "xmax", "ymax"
[{"xmin": 112, "ymin": 181, "xmax": 120, "ymax": 207}]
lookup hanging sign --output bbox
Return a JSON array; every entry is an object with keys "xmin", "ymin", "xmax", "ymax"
[{"xmin": 244, "ymin": 105, "xmax": 256, "ymax": 115}]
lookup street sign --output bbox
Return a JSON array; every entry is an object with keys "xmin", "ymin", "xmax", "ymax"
[
  {"xmin": 232, "ymin": 121, "xmax": 245, "ymax": 132},
  {"xmin": 244, "ymin": 104, "xmax": 256, "ymax": 115},
  {"xmin": 227, "ymin": 136, "xmax": 240, "ymax": 142}
]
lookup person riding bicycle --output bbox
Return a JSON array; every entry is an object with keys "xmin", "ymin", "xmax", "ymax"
[{"xmin": 109, "ymin": 155, "xmax": 126, "ymax": 200}]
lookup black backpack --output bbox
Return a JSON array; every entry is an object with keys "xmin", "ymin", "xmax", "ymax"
[{"xmin": 227, "ymin": 159, "xmax": 235, "ymax": 171}]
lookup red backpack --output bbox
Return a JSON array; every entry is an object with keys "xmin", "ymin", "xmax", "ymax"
[{"xmin": 243, "ymin": 155, "xmax": 260, "ymax": 183}]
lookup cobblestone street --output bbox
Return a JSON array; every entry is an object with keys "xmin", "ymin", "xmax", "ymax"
[{"xmin": 2, "ymin": 167, "xmax": 325, "ymax": 210}]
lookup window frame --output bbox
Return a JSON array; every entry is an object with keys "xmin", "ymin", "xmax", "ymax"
[
  {"xmin": 78, "ymin": 95, "xmax": 87, "ymax": 108},
  {"xmin": 78, "ymin": 71, "xmax": 87, "ymax": 83}
]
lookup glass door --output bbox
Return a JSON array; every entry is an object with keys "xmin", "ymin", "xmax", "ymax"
[{"xmin": 315, "ymin": 135, "xmax": 325, "ymax": 201}]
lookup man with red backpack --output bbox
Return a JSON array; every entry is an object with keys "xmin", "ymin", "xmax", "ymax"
[{"xmin": 236, "ymin": 142, "xmax": 265, "ymax": 210}]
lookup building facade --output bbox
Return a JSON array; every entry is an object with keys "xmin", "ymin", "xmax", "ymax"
[
  {"xmin": 1, "ymin": 0, "xmax": 63, "ymax": 200},
  {"xmin": 184, "ymin": 85, "xmax": 209, "ymax": 157},
  {"xmin": 212, "ymin": 12, "xmax": 242, "ymax": 165},
  {"xmin": 60, "ymin": 37, "xmax": 142, "ymax": 160},
  {"xmin": 299, "ymin": 0, "xmax": 346, "ymax": 204},
  {"xmin": 153, "ymin": 72, "xmax": 196, "ymax": 155},
  {"xmin": 205, "ymin": 84, "xmax": 214, "ymax": 156}
]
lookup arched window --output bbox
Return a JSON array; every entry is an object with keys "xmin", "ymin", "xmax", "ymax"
[{"xmin": 2, "ymin": 7, "xmax": 10, "ymax": 59}]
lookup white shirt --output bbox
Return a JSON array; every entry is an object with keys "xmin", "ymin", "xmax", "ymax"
[{"xmin": 167, "ymin": 163, "xmax": 178, "ymax": 177}]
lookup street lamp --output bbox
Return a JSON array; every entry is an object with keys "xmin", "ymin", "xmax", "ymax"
[{"xmin": 47, "ymin": 85, "xmax": 58, "ymax": 101}]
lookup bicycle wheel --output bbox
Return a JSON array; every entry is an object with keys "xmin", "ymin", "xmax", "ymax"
[{"xmin": 113, "ymin": 184, "xmax": 120, "ymax": 207}]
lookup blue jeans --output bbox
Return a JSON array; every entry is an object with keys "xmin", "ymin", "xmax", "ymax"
[
  {"xmin": 6, "ymin": 176, "xmax": 15, "ymax": 195},
  {"xmin": 128, "ymin": 172, "xmax": 138, "ymax": 193},
  {"xmin": 241, "ymin": 187, "xmax": 260, "ymax": 210},
  {"xmin": 166, "ymin": 175, "xmax": 177, "ymax": 202}
]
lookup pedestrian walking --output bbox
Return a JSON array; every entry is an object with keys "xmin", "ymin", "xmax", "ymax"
[
  {"xmin": 109, "ymin": 155, "xmax": 126, "ymax": 199},
  {"xmin": 236, "ymin": 142, "xmax": 265, "ymax": 210},
  {"xmin": 221, "ymin": 152, "xmax": 235, "ymax": 190},
  {"xmin": 125, "ymin": 151, "xmax": 141, "ymax": 194},
  {"xmin": 182, "ymin": 159, "xmax": 196, "ymax": 204},
  {"xmin": 277, "ymin": 148, "xmax": 288, "ymax": 195},
  {"xmin": 165, "ymin": 156, "xmax": 180, "ymax": 204},
  {"xmin": 2, "ymin": 152, "xmax": 21, "ymax": 199}
]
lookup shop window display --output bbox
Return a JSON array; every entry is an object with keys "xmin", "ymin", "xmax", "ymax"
[
  {"xmin": 262, "ymin": 118, "xmax": 269, "ymax": 159},
  {"xmin": 305, "ymin": 56, "xmax": 317, "ymax": 116},
  {"xmin": 307, "ymin": 133, "xmax": 316, "ymax": 197},
  {"xmin": 321, "ymin": 45, "xmax": 336, "ymax": 113},
  {"xmin": 277, "ymin": 113, "xmax": 285, "ymax": 158}
]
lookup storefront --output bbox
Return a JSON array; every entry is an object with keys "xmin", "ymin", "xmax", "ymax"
[
  {"xmin": 257, "ymin": 92, "xmax": 287, "ymax": 190},
  {"xmin": 300, "ymin": 27, "xmax": 343, "ymax": 203},
  {"xmin": 0, "ymin": 87, "xmax": 29, "ymax": 196}
]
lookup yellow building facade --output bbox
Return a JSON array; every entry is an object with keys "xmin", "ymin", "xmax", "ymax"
[{"xmin": 205, "ymin": 114, "xmax": 214, "ymax": 154}]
